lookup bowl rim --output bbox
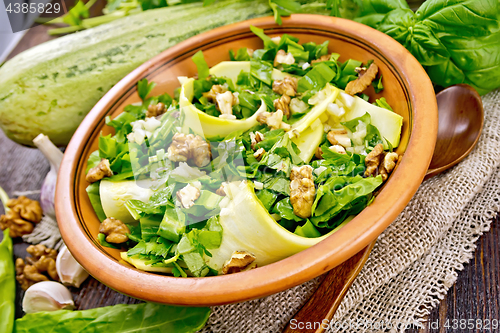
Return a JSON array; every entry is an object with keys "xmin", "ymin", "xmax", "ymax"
[{"xmin": 56, "ymin": 14, "xmax": 438, "ymax": 306}]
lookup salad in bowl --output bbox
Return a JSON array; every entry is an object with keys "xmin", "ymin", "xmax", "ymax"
[{"xmin": 84, "ymin": 26, "xmax": 403, "ymax": 278}]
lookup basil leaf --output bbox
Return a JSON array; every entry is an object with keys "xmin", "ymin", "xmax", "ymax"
[
  {"xmin": 353, "ymin": 0, "xmax": 500, "ymax": 94},
  {"xmin": 250, "ymin": 25, "xmax": 277, "ymax": 50},
  {"xmin": 273, "ymin": 198, "xmax": 304, "ymax": 222},
  {"xmin": 85, "ymin": 150, "xmax": 101, "ymax": 173},
  {"xmin": 14, "ymin": 303, "xmax": 210, "ymax": 333},
  {"xmin": 311, "ymin": 176, "xmax": 383, "ymax": 228},
  {"xmin": 192, "ymin": 50, "xmax": 210, "ymax": 80},
  {"xmin": 256, "ymin": 189, "xmax": 279, "ymax": 210},
  {"xmin": 250, "ymin": 59, "xmax": 274, "ymax": 86},
  {"xmin": 298, "ymin": 62, "xmax": 336, "ymax": 93},
  {"xmin": 294, "ymin": 220, "xmax": 321, "ymax": 238},
  {"xmin": 373, "ymin": 97, "xmax": 393, "ymax": 111},
  {"xmin": 269, "ymin": 0, "xmax": 301, "ymax": 25},
  {"xmin": 158, "ymin": 207, "xmax": 186, "ymax": 243},
  {"xmin": 229, "ymin": 48, "xmax": 251, "ymax": 61},
  {"xmin": 137, "ymin": 78, "xmax": 156, "ymax": 101}
]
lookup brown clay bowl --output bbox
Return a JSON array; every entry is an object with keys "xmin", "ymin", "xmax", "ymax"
[{"xmin": 56, "ymin": 14, "xmax": 437, "ymax": 305}]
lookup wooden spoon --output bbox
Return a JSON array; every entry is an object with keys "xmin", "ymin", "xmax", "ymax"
[{"xmin": 283, "ymin": 84, "xmax": 484, "ymax": 333}]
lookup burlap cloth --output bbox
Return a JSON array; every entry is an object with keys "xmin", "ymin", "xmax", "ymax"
[{"xmin": 199, "ymin": 90, "xmax": 500, "ymax": 333}]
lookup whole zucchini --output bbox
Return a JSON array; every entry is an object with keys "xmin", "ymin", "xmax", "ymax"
[{"xmin": 0, "ymin": 0, "xmax": 272, "ymax": 146}]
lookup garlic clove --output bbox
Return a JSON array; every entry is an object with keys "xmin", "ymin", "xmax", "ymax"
[
  {"xmin": 56, "ymin": 244, "xmax": 89, "ymax": 288},
  {"xmin": 22, "ymin": 281, "xmax": 75, "ymax": 314}
]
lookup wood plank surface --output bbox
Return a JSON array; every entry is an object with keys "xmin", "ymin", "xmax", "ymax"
[{"xmin": 1, "ymin": 2, "xmax": 499, "ymax": 331}]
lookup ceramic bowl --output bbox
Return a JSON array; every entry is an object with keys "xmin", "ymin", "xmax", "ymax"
[{"xmin": 56, "ymin": 14, "xmax": 437, "ymax": 305}]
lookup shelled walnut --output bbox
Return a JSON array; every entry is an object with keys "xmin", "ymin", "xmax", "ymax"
[
  {"xmin": 7, "ymin": 196, "xmax": 42, "ymax": 223},
  {"xmin": 16, "ymin": 244, "xmax": 59, "ymax": 290},
  {"xmin": 99, "ymin": 217, "xmax": 130, "ymax": 244},
  {"xmin": 289, "ymin": 165, "xmax": 316, "ymax": 218},
  {"xmin": 272, "ymin": 77, "xmax": 298, "ymax": 96},
  {"xmin": 167, "ymin": 133, "xmax": 212, "ymax": 167},
  {"xmin": 86, "ymin": 159, "xmax": 113, "ymax": 183},
  {"xmin": 250, "ymin": 131, "xmax": 264, "ymax": 150},
  {"xmin": 345, "ymin": 63, "xmax": 379, "ymax": 96},
  {"xmin": 364, "ymin": 144, "xmax": 399, "ymax": 181},
  {"xmin": 0, "ymin": 196, "xmax": 43, "ymax": 238},
  {"xmin": 273, "ymin": 94, "xmax": 291, "ymax": 119},
  {"xmin": 222, "ymin": 251, "xmax": 257, "ymax": 274},
  {"xmin": 0, "ymin": 211, "xmax": 34, "ymax": 238},
  {"xmin": 146, "ymin": 102, "xmax": 166, "ymax": 118}
]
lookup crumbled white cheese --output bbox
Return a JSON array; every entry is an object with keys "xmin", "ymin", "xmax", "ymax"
[
  {"xmin": 177, "ymin": 183, "xmax": 201, "ymax": 209},
  {"xmin": 216, "ymin": 91, "xmax": 238, "ymax": 116},
  {"xmin": 302, "ymin": 62, "xmax": 311, "ymax": 70},
  {"xmin": 128, "ymin": 118, "xmax": 162, "ymax": 144}
]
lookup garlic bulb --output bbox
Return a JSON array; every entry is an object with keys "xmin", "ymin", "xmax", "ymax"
[
  {"xmin": 22, "ymin": 281, "xmax": 75, "ymax": 314},
  {"xmin": 32, "ymin": 134, "xmax": 63, "ymax": 219},
  {"xmin": 56, "ymin": 244, "xmax": 89, "ymax": 288}
]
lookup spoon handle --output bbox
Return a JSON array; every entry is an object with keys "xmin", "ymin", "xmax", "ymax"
[{"xmin": 283, "ymin": 241, "xmax": 376, "ymax": 333}]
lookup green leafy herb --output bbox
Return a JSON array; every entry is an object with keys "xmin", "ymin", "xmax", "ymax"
[
  {"xmin": 86, "ymin": 183, "xmax": 107, "ymax": 222},
  {"xmin": 158, "ymin": 207, "xmax": 186, "ymax": 243},
  {"xmin": 298, "ymin": 62, "xmax": 336, "ymax": 93},
  {"xmin": 374, "ymin": 97, "xmax": 393, "ymax": 111},
  {"xmin": 192, "ymin": 51, "xmax": 210, "ymax": 80},
  {"xmin": 372, "ymin": 75, "xmax": 384, "ymax": 93},
  {"xmin": 268, "ymin": 0, "xmax": 301, "ymax": 25},
  {"xmin": 250, "ymin": 59, "xmax": 274, "ymax": 86},
  {"xmin": 229, "ymin": 48, "xmax": 252, "ymax": 61},
  {"xmin": 311, "ymin": 176, "xmax": 383, "ymax": 227},
  {"xmin": 137, "ymin": 78, "xmax": 156, "ymax": 101},
  {"xmin": 294, "ymin": 220, "xmax": 321, "ymax": 238},
  {"xmin": 250, "ymin": 25, "xmax": 277, "ymax": 50},
  {"xmin": 62, "ymin": 0, "xmax": 89, "ymax": 26},
  {"xmin": 14, "ymin": 302, "xmax": 210, "ymax": 333},
  {"xmin": 353, "ymin": 0, "xmax": 500, "ymax": 94}
]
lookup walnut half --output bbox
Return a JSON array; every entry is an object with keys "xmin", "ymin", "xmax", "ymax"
[
  {"xmin": 86, "ymin": 159, "xmax": 113, "ymax": 183},
  {"xmin": 222, "ymin": 251, "xmax": 257, "ymax": 274},
  {"xmin": 167, "ymin": 133, "xmax": 212, "ymax": 167},
  {"xmin": 345, "ymin": 63, "xmax": 379, "ymax": 96},
  {"xmin": 272, "ymin": 77, "xmax": 298, "ymax": 97},
  {"xmin": 364, "ymin": 144, "xmax": 399, "ymax": 181},
  {"xmin": 290, "ymin": 165, "xmax": 316, "ymax": 218},
  {"xmin": 0, "ymin": 211, "xmax": 34, "ymax": 238},
  {"xmin": 146, "ymin": 102, "xmax": 166, "ymax": 118},
  {"xmin": 273, "ymin": 94, "xmax": 292, "ymax": 119},
  {"xmin": 7, "ymin": 196, "xmax": 42, "ymax": 223},
  {"xmin": 99, "ymin": 217, "xmax": 130, "ymax": 243}
]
